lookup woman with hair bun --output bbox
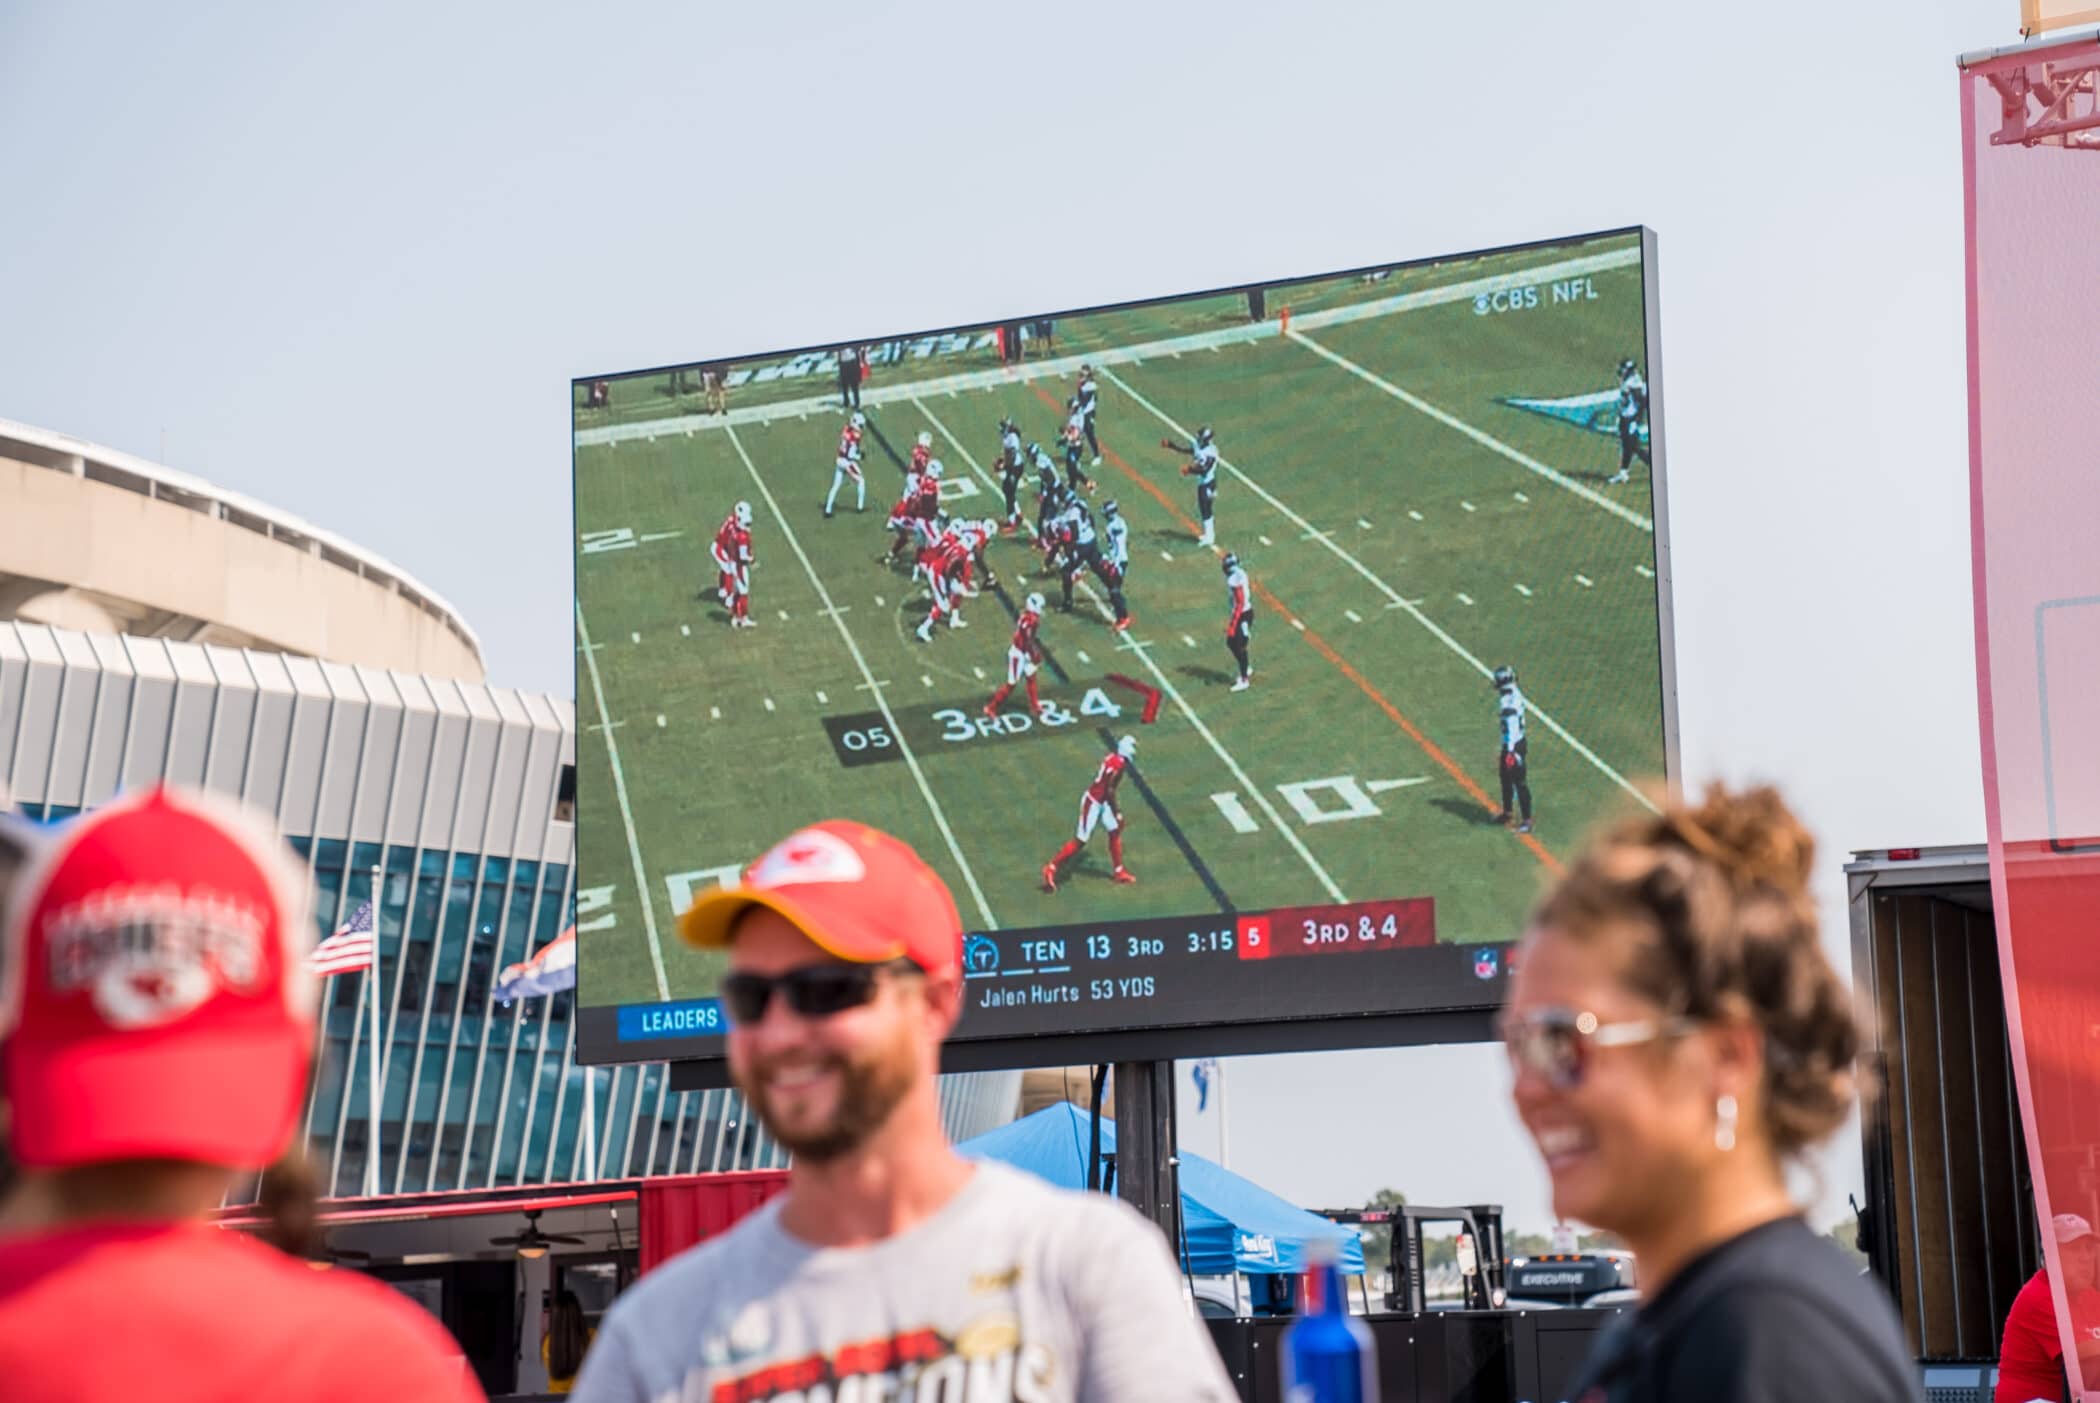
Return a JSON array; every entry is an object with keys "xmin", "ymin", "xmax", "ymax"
[{"xmin": 1502, "ymin": 783, "xmax": 1920, "ymax": 1403}]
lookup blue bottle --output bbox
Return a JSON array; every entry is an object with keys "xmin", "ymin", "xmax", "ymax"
[{"xmin": 1280, "ymin": 1240, "xmax": 1377, "ymax": 1402}]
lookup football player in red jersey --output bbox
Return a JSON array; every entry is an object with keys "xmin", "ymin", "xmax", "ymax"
[
  {"xmin": 884, "ymin": 456, "xmax": 943, "ymax": 567},
  {"xmin": 913, "ymin": 528, "xmax": 977, "ymax": 641},
  {"xmin": 968, "ymin": 515, "xmax": 1002, "ymax": 590},
  {"xmin": 909, "ymin": 429, "xmax": 933, "ymax": 479},
  {"xmin": 914, "ymin": 464, "xmax": 945, "ymax": 545},
  {"xmin": 984, "ymin": 592, "xmax": 1047, "ymax": 718},
  {"xmin": 825, "ymin": 412, "xmax": 867, "ymax": 519},
  {"xmin": 1042, "ymin": 736, "xmax": 1139, "ymax": 890},
  {"xmin": 710, "ymin": 501, "xmax": 756, "ymax": 628}
]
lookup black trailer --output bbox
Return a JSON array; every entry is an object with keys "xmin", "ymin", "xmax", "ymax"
[{"xmin": 1849, "ymin": 842, "xmax": 2042, "ymax": 1377}]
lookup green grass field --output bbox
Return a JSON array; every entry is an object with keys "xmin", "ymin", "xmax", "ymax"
[{"xmin": 573, "ymin": 232, "xmax": 1666, "ymax": 1009}]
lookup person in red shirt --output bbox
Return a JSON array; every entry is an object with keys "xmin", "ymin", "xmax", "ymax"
[
  {"xmin": 825, "ymin": 413, "xmax": 866, "ymax": 519},
  {"xmin": 912, "ymin": 525, "xmax": 980, "ymax": 642},
  {"xmin": 0, "ymin": 786, "xmax": 484, "ymax": 1403},
  {"xmin": 710, "ymin": 501, "xmax": 755, "ymax": 628},
  {"xmin": 884, "ymin": 459, "xmax": 943, "ymax": 567},
  {"xmin": 1042, "ymin": 736, "xmax": 1139, "ymax": 891},
  {"xmin": 1997, "ymin": 1213, "xmax": 2100, "ymax": 1403},
  {"xmin": 984, "ymin": 592, "xmax": 1047, "ymax": 719}
]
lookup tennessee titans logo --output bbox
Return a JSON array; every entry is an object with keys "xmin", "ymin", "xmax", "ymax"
[
  {"xmin": 964, "ymin": 934, "xmax": 1000, "ymax": 973},
  {"xmin": 1473, "ymin": 948, "xmax": 1500, "ymax": 981}
]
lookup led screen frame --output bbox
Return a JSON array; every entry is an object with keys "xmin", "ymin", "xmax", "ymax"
[{"xmin": 572, "ymin": 225, "xmax": 1677, "ymax": 1072}]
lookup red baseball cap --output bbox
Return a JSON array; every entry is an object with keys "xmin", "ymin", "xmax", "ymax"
[
  {"xmin": 0, "ymin": 785, "xmax": 319, "ymax": 1169},
  {"xmin": 677, "ymin": 820, "xmax": 962, "ymax": 975}
]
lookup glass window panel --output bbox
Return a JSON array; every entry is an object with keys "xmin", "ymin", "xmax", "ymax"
[
  {"xmin": 426, "ymin": 863, "xmax": 480, "ymax": 1042},
  {"xmin": 333, "ymin": 1117, "xmax": 369, "ymax": 1198},
  {"xmin": 308, "ymin": 1038, "xmax": 351, "ymax": 1136},
  {"xmin": 543, "ymin": 1061, "xmax": 584, "ymax": 1182},
  {"xmin": 311, "ymin": 862, "xmax": 345, "ymax": 945},
  {"xmin": 599, "ymin": 1067, "xmax": 635, "ymax": 1179},
  {"xmin": 541, "ymin": 1057, "xmax": 576, "ymax": 1182},
  {"xmin": 649, "ymin": 1089, "xmax": 685, "ymax": 1176}
]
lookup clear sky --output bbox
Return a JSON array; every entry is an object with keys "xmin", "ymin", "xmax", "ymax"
[{"xmin": 0, "ymin": 0, "xmax": 2010, "ymax": 1235}]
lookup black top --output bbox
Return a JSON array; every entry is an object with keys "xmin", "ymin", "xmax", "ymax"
[{"xmin": 1566, "ymin": 1216, "xmax": 1921, "ymax": 1403}]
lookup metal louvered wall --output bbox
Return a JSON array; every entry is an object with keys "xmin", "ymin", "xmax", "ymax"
[{"xmin": 0, "ymin": 621, "xmax": 1020, "ymax": 1196}]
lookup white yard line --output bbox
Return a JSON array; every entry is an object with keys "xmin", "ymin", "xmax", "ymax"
[
  {"xmin": 1099, "ymin": 366, "xmax": 1657, "ymax": 814},
  {"xmin": 724, "ymin": 424, "xmax": 999, "ymax": 926},
  {"xmin": 575, "ymin": 245, "xmax": 1643, "ymax": 446},
  {"xmin": 913, "ymin": 396, "xmax": 1348, "ymax": 903},
  {"xmin": 1285, "ymin": 329, "xmax": 1653, "ymax": 534},
  {"xmin": 575, "ymin": 603, "xmax": 672, "ymax": 1001}
]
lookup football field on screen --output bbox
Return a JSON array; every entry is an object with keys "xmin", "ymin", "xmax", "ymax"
[{"xmin": 574, "ymin": 234, "xmax": 1666, "ymax": 1010}]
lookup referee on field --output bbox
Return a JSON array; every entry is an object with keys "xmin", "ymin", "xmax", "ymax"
[{"xmin": 837, "ymin": 345, "xmax": 863, "ymax": 409}]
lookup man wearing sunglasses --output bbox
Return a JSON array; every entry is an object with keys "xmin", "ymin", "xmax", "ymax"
[{"xmin": 571, "ymin": 820, "xmax": 1235, "ymax": 1403}]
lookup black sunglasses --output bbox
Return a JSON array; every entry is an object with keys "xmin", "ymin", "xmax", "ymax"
[{"xmin": 719, "ymin": 959, "xmax": 921, "ymax": 1025}]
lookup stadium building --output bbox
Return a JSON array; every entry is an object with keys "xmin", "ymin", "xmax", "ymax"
[{"xmin": 0, "ymin": 417, "xmax": 1021, "ymax": 1382}]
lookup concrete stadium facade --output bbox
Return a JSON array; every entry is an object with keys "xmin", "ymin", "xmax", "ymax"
[{"xmin": 0, "ymin": 425, "xmax": 1019, "ymax": 1198}]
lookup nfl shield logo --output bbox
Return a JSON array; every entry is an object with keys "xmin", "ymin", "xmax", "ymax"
[{"xmin": 1473, "ymin": 948, "xmax": 1500, "ymax": 981}]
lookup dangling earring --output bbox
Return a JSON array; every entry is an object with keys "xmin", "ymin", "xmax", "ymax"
[{"xmin": 1715, "ymin": 1094, "xmax": 1739, "ymax": 1152}]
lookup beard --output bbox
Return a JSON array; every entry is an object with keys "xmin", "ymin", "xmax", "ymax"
[{"xmin": 736, "ymin": 1030, "xmax": 919, "ymax": 1164}]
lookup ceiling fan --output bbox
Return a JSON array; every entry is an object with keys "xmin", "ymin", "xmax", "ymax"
[{"xmin": 490, "ymin": 1209, "xmax": 585, "ymax": 1259}]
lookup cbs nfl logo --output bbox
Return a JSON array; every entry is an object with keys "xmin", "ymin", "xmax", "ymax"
[{"xmin": 1473, "ymin": 948, "xmax": 1500, "ymax": 981}]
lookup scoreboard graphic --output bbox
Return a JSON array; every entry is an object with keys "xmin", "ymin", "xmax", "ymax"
[{"xmin": 571, "ymin": 227, "xmax": 1673, "ymax": 1068}]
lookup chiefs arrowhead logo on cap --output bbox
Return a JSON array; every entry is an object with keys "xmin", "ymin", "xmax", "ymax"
[{"xmin": 744, "ymin": 827, "xmax": 867, "ymax": 892}]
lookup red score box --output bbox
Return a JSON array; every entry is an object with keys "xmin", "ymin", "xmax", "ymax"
[{"xmin": 1237, "ymin": 898, "xmax": 1434, "ymax": 961}]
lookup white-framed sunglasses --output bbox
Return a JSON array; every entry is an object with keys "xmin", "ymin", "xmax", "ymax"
[{"xmin": 1500, "ymin": 1006, "xmax": 1695, "ymax": 1089}]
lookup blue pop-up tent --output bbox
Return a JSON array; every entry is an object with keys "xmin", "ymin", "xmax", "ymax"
[{"xmin": 957, "ymin": 1102, "xmax": 1364, "ymax": 1275}]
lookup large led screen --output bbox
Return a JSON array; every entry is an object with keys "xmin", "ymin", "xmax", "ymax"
[{"xmin": 572, "ymin": 227, "xmax": 1675, "ymax": 1070}]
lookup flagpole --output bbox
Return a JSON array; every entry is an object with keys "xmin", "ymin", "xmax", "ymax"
[
  {"xmin": 581, "ymin": 1066, "xmax": 598, "ymax": 1181},
  {"xmin": 364, "ymin": 866, "xmax": 383, "ymax": 1198}
]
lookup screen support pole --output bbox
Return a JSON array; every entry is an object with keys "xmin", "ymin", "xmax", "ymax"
[{"xmin": 1112, "ymin": 1060, "xmax": 1182, "ymax": 1247}]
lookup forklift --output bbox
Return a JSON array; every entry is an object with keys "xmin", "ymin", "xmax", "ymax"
[{"xmin": 1318, "ymin": 1204, "xmax": 1510, "ymax": 1313}]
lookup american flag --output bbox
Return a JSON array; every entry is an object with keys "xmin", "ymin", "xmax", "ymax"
[{"xmin": 309, "ymin": 900, "xmax": 376, "ymax": 976}]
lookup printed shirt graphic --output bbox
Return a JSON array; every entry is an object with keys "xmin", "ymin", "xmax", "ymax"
[{"xmin": 569, "ymin": 1163, "xmax": 1235, "ymax": 1403}]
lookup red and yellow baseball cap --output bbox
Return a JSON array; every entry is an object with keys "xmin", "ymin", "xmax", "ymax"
[
  {"xmin": 0, "ymin": 785, "xmax": 319, "ymax": 1169},
  {"xmin": 677, "ymin": 820, "xmax": 962, "ymax": 976}
]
